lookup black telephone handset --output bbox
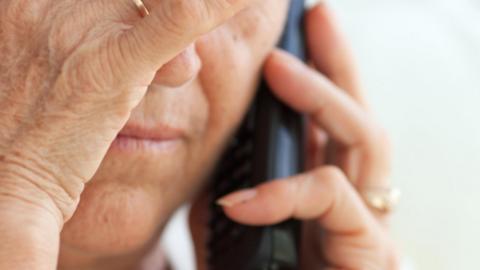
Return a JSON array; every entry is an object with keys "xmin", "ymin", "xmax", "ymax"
[{"xmin": 208, "ymin": 0, "xmax": 306, "ymax": 269}]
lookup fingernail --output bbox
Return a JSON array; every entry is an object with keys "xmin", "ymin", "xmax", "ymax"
[{"xmin": 216, "ymin": 189, "xmax": 257, "ymax": 208}]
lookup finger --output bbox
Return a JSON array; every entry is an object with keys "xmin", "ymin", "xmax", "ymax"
[
  {"xmin": 218, "ymin": 166, "xmax": 389, "ymax": 269},
  {"xmin": 305, "ymin": 4, "xmax": 392, "ymax": 192},
  {"xmin": 263, "ymin": 50, "xmax": 389, "ymax": 185},
  {"xmin": 115, "ymin": 0, "xmax": 253, "ymax": 79},
  {"xmin": 217, "ymin": 166, "xmax": 374, "ymax": 234},
  {"xmin": 305, "ymin": 3, "xmax": 365, "ymax": 106},
  {"xmin": 264, "ymin": 49, "xmax": 372, "ymax": 146},
  {"xmin": 306, "ymin": 121, "xmax": 328, "ymax": 170}
]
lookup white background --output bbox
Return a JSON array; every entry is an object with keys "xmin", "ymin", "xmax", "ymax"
[
  {"xmin": 162, "ymin": 1, "xmax": 480, "ymax": 269},
  {"xmin": 328, "ymin": 0, "xmax": 480, "ymax": 269}
]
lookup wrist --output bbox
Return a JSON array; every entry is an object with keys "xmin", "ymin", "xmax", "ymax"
[
  {"xmin": 0, "ymin": 175, "xmax": 65, "ymax": 226},
  {"xmin": 0, "ymin": 151, "xmax": 82, "ymax": 222},
  {"xmin": 0, "ymin": 196, "xmax": 61, "ymax": 269}
]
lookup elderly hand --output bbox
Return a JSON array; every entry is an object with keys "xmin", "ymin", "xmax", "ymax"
[
  {"xmin": 216, "ymin": 4, "xmax": 399, "ymax": 269},
  {"xmin": 0, "ymin": 0, "xmax": 253, "ymax": 268}
]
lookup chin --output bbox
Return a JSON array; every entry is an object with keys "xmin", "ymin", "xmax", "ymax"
[
  {"xmin": 58, "ymin": 140, "xmax": 195, "ymax": 261},
  {"xmin": 60, "ymin": 178, "xmax": 169, "ymax": 256}
]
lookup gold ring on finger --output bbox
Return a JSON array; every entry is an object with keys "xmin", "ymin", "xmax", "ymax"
[
  {"xmin": 358, "ymin": 186, "xmax": 401, "ymax": 214},
  {"xmin": 132, "ymin": 0, "xmax": 150, "ymax": 17}
]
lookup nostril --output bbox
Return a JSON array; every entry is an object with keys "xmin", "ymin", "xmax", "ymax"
[{"xmin": 152, "ymin": 44, "xmax": 201, "ymax": 87}]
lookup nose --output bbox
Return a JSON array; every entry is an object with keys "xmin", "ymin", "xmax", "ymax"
[{"xmin": 152, "ymin": 44, "xmax": 201, "ymax": 87}]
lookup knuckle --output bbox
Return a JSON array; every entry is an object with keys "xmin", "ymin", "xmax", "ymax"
[
  {"xmin": 47, "ymin": 16, "xmax": 90, "ymax": 64},
  {"xmin": 155, "ymin": 0, "xmax": 235, "ymax": 36},
  {"xmin": 61, "ymin": 53, "xmax": 100, "ymax": 93},
  {"xmin": 365, "ymin": 122, "xmax": 388, "ymax": 146},
  {"xmin": 61, "ymin": 39, "xmax": 117, "ymax": 94},
  {"xmin": 313, "ymin": 165, "xmax": 349, "ymax": 193},
  {"xmin": 352, "ymin": 116, "xmax": 385, "ymax": 148},
  {"xmin": 317, "ymin": 165, "xmax": 347, "ymax": 183},
  {"xmin": 156, "ymin": 0, "xmax": 209, "ymax": 36}
]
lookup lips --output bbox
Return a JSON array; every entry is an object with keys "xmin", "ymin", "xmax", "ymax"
[
  {"xmin": 118, "ymin": 122, "xmax": 185, "ymax": 141},
  {"xmin": 109, "ymin": 122, "xmax": 186, "ymax": 153}
]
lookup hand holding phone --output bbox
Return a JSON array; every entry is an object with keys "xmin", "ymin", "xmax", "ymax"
[{"xmin": 209, "ymin": 3, "xmax": 398, "ymax": 269}]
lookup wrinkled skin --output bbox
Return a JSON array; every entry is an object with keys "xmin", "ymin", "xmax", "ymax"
[
  {"xmin": 0, "ymin": 1, "xmax": 398, "ymax": 269},
  {"xmin": 0, "ymin": 0, "xmax": 289, "ymax": 268}
]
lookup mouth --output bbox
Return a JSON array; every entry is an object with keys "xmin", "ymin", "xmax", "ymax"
[{"xmin": 109, "ymin": 122, "xmax": 186, "ymax": 153}]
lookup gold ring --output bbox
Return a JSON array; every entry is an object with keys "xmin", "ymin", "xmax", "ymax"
[
  {"xmin": 358, "ymin": 186, "xmax": 401, "ymax": 214},
  {"xmin": 132, "ymin": 0, "xmax": 150, "ymax": 17}
]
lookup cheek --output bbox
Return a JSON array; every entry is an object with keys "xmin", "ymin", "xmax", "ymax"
[
  {"xmin": 197, "ymin": 34, "xmax": 256, "ymax": 134},
  {"xmin": 195, "ymin": 3, "xmax": 288, "ymax": 140}
]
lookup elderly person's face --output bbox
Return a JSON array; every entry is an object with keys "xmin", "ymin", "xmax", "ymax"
[{"xmin": 59, "ymin": 0, "xmax": 289, "ymax": 262}]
